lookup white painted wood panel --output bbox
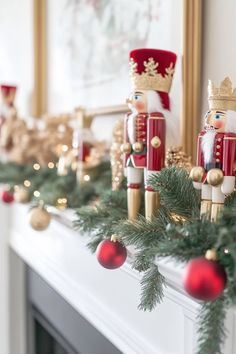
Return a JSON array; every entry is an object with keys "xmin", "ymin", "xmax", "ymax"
[{"xmin": 1, "ymin": 203, "xmax": 235, "ymax": 354}]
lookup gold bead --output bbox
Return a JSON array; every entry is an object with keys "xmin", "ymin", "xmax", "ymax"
[
  {"xmin": 111, "ymin": 234, "xmax": 121, "ymax": 242},
  {"xmin": 206, "ymin": 168, "xmax": 224, "ymax": 187},
  {"xmin": 120, "ymin": 142, "xmax": 131, "ymax": 154},
  {"xmin": 205, "ymin": 248, "xmax": 217, "ymax": 261},
  {"xmin": 151, "ymin": 136, "xmax": 161, "ymax": 149},
  {"xmin": 132, "ymin": 141, "xmax": 143, "ymax": 153},
  {"xmin": 189, "ymin": 166, "xmax": 205, "ymax": 182}
]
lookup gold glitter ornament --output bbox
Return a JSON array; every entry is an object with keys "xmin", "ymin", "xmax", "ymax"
[
  {"xmin": 30, "ymin": 206, "xmax": 51, "ymax": 231},
  {"xmin": 165, "ymin": 146, "xmax": 192, "ymax": 171}
]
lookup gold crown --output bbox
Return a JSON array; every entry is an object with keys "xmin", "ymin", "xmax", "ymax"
[
  {"xmin": 129, "ymin": 57, "xmax": 175, "ymax": 93},
  {"xmin": 208, "ymin": 77, "xmax": 236, "ymax": 111}
]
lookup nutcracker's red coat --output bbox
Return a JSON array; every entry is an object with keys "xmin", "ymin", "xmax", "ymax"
[
  {"xmin": 197, "ymin": 131, "xmax": 236, "ymax": 176},
  {"xmin": 124, "ymin": 112, "xmax": 166, "ymax": 171}
]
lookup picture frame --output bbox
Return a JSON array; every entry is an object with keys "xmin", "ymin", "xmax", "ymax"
[{"xmin": 32, "ymin": 0, "xmax": 202, "ymax": 160}]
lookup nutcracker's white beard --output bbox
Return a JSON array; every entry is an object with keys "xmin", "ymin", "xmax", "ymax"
[
  {"xmin": 146, "ymin": 90, "xmax": 177, "ymax": 147},
  {"xmin": 202, "ymin": 130, "xmax": 216, "ymax": 164},
  {"xmin": 127, "ymin": 105, "xmax": 138, "ymax": 144}
]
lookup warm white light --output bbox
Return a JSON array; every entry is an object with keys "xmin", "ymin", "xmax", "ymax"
[
  {"xmin": 62, "ymin": 145, "xmax": 68, "ymax": 152},
  {"xmin": 33, "ymin": 163, "xmax": 40, "ymax": 170},
  {"xmin": 33, "ymin": 190, "xmax": 40, "ymax": 197},
  {"xmin": 48, "ymin": 162, "xmax": 55, "ymax": 169},
  {"xmin": 24, "ymin": 180, "xmax": 31, "ymax": 187},
  {"xmin": 224, "ymin": 248, "xmax": 229, "ymax": 254},
  {"xmin": 57, "ymin": 197, "xmax": 67, "ymax": 204},
  {"xmin": 83, "ymin": 174, "xmax": 90, "ymax": 182}
]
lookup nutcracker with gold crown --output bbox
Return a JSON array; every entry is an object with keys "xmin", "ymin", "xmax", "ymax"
[
  {"xmin": 190, "ymin": 77, "xmax": 236, "ymax": 221},
  {"xmin": 121, "ymin": 48, "xmax": 177, "ymax": 220},
  {"xmin": 0, "ymin": 85, "xmax": 17, "ymax": 130}
]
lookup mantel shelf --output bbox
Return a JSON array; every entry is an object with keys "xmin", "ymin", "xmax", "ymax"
[{"xmin": 7, "ymin": 204, "xmax": 236, "ymax": 354}]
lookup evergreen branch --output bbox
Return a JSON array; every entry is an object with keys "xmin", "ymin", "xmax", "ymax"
[
  {"xmin": 87, "ymin": 235, "xmax": 105, "ymax": 253},
  {"xmin": 0, "ymin": 162, "xmax": 39, "ymax": 186},
  {"xmin": 132, "ymin": 248, "xmax": 158, "ymax": 272},
  {"xmin": 197, "ymin": 295, "xmax": 228, "ymax": 354},
  {"xmin": 117, "ymin": 209, "xmax": 170, "ymax": 249},
  {"xmin": 156, "ymin": 219, "xmax": 217, "ymax": 262},
  {"xmin": 75, "ymin": 189, "xmax": 129, "ymax": 251},
  {"xmin": 138, "ymin": 264, "xmax": 165, "ymax": 311},
  {"xmin": 148, "ymin": 166, "xmax": 200, "ymax": 218}
]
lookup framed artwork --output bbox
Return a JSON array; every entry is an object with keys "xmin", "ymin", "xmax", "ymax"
[{"xmin": 33, "ymin": 0, "xmax": 202, "ymax": 159}]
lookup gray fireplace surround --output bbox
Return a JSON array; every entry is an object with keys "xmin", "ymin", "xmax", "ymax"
[{"xmin": 26, "ymin": 267, "xmax": 121, "ymax": 354}]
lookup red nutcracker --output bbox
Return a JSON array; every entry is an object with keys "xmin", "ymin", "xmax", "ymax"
[
  {"xmin": 121, "ymin": 49, "xmax": 177, "ymax": 220},
  {"xmin": 72, "ymin": 108, "xmax": 93, "ymax": 183},
  {"xmin": 0, "ymin": 85, "xmax": 17, "ymax": 130},
  {"xmin": 190, "ymin": 77, "xmax": 236, "ymax": 221}
]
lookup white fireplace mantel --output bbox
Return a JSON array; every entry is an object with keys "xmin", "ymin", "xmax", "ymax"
[{"xmin": 1, "ymin": 203, "xmax": 236, "ymax": 354}]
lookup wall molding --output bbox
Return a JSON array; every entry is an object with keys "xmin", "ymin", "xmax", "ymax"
[
  {"xmin": 182, "ymin": 0, "xmax": 202, "ymax": 161},
  {"xmin": 32, "ymin": 0, "xmax": 47, "ymax": 117}
]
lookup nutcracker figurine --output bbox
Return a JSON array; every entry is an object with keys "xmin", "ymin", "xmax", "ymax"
[
  {"xmin": 73, "ymin": 108, "xmax": 94, "ymax": 183},
  {"xmin": 122, "ymin": 49, "xmax": 177, "ymax": 220},
  {"xmin": 190, "ymin": 77, "xmax": 236, "ymax": 221},
  {"xmin": 0, "ymin": 85, "xmax": 17, "ymax": 124}
]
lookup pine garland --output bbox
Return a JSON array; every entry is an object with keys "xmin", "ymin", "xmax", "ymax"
[
  {"xmin": 0, "ymin": 160, "xmax": 111, "ymax": 208},
  {"xmin": 2, "ymin": 159, "xmax": 236, "ymax": 353},
  {"xmin": 75, "ymin": 166, "xmax": 236, "ymax": 354}
]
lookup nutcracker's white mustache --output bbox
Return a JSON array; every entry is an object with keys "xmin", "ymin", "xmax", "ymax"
[
  {"xmin": 129, "ymin": 103, "xmax": 138, "ymax": 115},
  {"xmin": 204, "ymin": 125, "xmax": 217, "ymax": 131},
  {"xmin": 202, "ymin": 130, "xmax": 216, "ymax": 164}
]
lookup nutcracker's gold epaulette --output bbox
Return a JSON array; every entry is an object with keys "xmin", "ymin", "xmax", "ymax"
[
  {"xmin": 148, "ymin": 114, "xmax": 165, "ymax": 120},
  {"xmin": 224, "ymin": 136, "xmax": 236, "ymax": 140}
]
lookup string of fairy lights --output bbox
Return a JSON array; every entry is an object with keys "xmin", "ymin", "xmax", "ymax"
[
  {"xmin": 11, "ymin": 156, "xmax": 69, "ymax": 210},
  {"xmin": 12, "ymin": 140, "xmax": 95, "ymax": 210}
]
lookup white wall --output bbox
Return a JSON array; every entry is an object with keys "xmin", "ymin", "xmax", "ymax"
[
  {"xmin": 0, "ymin": 0, "xmax": 33, "ymax": 116},
  {"xmin": 0, "ymin": 1, "xmax": 235, "ymax": 124},
  {"xmin": 201, "ymin": 0, "xmax": 236, "ymax": 119}
]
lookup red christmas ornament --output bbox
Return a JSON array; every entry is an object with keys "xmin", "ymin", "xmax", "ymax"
[
  {"xmin": 96, "ymin": 235, "xmax": 127, "ymax": 269},
  {"xmin": 183, "ymin": 250, "xmax": 227, "ymax": 301},
  {"xmin": 1, "ymin": 190, "xmax": 14, "ymax": 204}
]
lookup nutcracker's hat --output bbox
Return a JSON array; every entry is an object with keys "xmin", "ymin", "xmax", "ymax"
[
  {"xmin": 0, "ymin": 84, "xmax": 17, "ymax": 97},
  {"xmin": 129, "ymin": 48, "xmax": 177, "ymax": 110},
  {"xmin": 0, "ymin": 85, "xmax": 17, "ymax": 106},
  {"xmin": 208, "ymin": 77, "xmax": 236, "ymax": 111}
]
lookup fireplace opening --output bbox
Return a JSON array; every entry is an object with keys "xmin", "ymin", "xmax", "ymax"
[
  {"xmin": 27, "ymin": 267, "xmax": 121, "ymax": 354},
  {"xmin": 32, "ymin": 307, "xmax": 78, "ymax": 354}
]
